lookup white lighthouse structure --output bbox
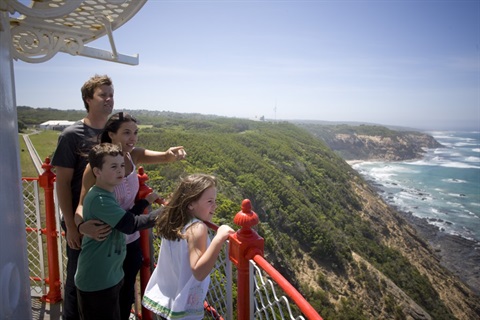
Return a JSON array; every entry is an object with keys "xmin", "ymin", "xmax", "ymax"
[{"xmin": 0, "ymin": 1, "xmax": 146, "ymax": 318}]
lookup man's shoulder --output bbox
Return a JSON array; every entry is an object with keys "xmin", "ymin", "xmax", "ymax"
[
  {"xmin": 60, "ymin": 120, "xmax": 84, "ymax": 135},
  {"xmin": 55, "ymin": 121, "xmax": 85, "ymax": 142}
]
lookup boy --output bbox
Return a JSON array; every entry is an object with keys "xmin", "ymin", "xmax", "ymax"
[{"xmin": 75, "ymin": 143, "xmax": 161, "ymax": 320}]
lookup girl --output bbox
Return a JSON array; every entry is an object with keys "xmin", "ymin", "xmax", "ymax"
[
  {"xmin": 142, "ymin": 174, "xmax": 235, "ymax": 319},
  {"xmin": 76, "ymin": 111, "xmax": 186, "ymax": 320}
]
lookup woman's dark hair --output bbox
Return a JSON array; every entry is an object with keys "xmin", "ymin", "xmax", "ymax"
[{"xmin": 100, "ymin": 112, "xmax": 138, "ymax": 143}]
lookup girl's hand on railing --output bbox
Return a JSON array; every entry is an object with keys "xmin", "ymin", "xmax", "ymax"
[
  {"xmin": 216, "ymin": 225, "xmax": 235, "ymax": 242},
  {"xmin": 145, "ymin": 192, "xmax": 160, "ymax": 204},
  {"xmin": 145, "ymin": 192, "xmax": 166, "ymax": 206}
]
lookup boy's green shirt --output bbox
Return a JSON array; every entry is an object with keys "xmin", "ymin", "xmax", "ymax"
[{"xmin": 75, "ymin": 185, "xmax": 126, "ymax": 292}]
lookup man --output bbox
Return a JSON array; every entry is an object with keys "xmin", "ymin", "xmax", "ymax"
[{"xmin": 51, "ymin": 74, "xmax": 114, "ymax": 320}]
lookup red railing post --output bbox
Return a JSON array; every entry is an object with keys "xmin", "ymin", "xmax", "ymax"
[
  {"xmin": 136, "ymin": 166, "xmax": 154, "ymax": 320},
  {"xmin": 229, "ymin": 199, "xmax": 264, "ymax": 320},
  {"xmin": 37, "ymin": 157, "xmax": 62, "ymax": 303}
]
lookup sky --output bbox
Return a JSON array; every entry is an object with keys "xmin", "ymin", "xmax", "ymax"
[{"xmin": 13, "ymin": 0, "xmax": 480, "ymax": 131}]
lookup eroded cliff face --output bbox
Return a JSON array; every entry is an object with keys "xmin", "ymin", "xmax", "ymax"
[
  {"xmin": 295, "ymin": 123, "xmax": 443, "ymax": 161},
  {"xmin": 327, "ymin": 132, "xmax": 442, "ymax": 161}
]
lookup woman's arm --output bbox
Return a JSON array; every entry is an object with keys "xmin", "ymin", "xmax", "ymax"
[
  {"xmin": 74, "ymin": 164, "xmax": 95, "ymax": 225},
  {"xmin": 131, "ymin": 146, "xmax": 186, "ymax": 165},
  {"xmin": 75, "ymin": 164, "xmax": 112, "ymax": 240}
]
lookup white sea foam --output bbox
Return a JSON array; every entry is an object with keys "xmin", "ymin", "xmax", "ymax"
[
  {"xmin": 430, "ymin": 133, "xmax": 456, "ymax": 139},
  {"xmin": 472, "ymin": 148, "xmax": 480, "ymax": 153},
  {"xmin": 464, "ymin": 210, "xmax": 479, "ymax": 218},
  {"xmin": 438, "ymin": 162, "xmax": 480, "ymax": 169},
  {"xmin": 434, "ymin": 188, "xmax": 446, "ymax": 194},
  {"xmin": 442, "ymin": 178, "xmax": 467, "ymax": 184},
  {"xmin": 464, "ymin": 156, "xmax": 480, "ymax": 163},
  {"xmin": 367, "ymin": 164, "xmax": 418, "ymax": 181},
  {"xmin": 455, "ymin": 142, "xmax": 478, "ymax": 147},
  {"xmin": 446, "ymin": 201, "xmax": 463, "ymax": 207},
  {"xmin": 448, "ymin": 193, "xmax": 467, "ymax": 198},
  {"xmin": 439, "ymin": 142, "xmax": 455, "ymax": 148},
  {"xmin": 408, "ymin": 159, "xmax": 480, "ymax": 169}
]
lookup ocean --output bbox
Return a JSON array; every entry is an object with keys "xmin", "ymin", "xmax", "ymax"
[{"xmin": 352, "ymin": 131, "xmax": 480, "ymax": 243}]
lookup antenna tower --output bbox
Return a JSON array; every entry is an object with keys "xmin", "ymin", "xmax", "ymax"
[{"xmin": 274, "ymin": 101, "xmax": 277, "ymax": 122}]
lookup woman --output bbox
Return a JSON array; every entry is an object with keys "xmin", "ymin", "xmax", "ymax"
[{"xmin": 75, "ymin": 111, "xmax": 186, "ymax": 320}]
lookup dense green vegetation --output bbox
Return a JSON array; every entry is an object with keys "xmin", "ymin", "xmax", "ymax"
[
  {"xmin": 17, "ymin": 106, "xmax": 86, "ymax": 126},
  {"xmin": 19, "ymin": 108, "xmax": 455, "ymax": 318}
]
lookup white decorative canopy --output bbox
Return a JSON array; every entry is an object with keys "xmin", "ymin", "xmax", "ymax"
[{"xmin": 3, "ymin": 0, "xmax": 147, "ymax": 65}]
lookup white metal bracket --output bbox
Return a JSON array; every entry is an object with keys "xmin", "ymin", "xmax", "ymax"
[{"xmin": 3, "ymin": 0, "xmax": 146, "ymax": 65}]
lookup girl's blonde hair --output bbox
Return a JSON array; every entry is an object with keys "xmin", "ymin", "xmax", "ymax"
[{"xmin": 156, "ymin": 174, "xmax": 217, "ymax": 241}]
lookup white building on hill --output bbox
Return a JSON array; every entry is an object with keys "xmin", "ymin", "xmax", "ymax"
[{"xmin": 39, "ymin": 120, "xmax": 75, "ymax": 131}]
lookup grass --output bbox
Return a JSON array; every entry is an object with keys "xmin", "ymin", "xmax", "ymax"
[
  {"xmin": 28, "ymin": 130, "xmax": 60, "ymax": 161},
  {"xmin": 19, "ymin": 134, "xmax": 39, "ymax": 178}
]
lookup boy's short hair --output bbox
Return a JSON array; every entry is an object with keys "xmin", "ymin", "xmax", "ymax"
[{"xmin": 88, "ymin": 143, "xmax": 123, "ymax": 171}]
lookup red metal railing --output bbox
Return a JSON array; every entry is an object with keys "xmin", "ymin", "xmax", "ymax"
[
  {"xmin": 25, "ymin": 157, "xmax": 62, "ymax": 303},
  {"xmin": 253, "ymin": 255, "xmax": 321, "ymax": 319}
]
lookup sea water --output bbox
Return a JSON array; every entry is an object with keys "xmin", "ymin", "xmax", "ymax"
[{"xmin": 352, "ymin": 131, "xmax": 480, "ymax": 242}]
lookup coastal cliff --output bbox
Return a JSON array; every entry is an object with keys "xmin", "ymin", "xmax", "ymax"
[{"xmin": 296, "ymin": 123, "xmax": 442, "ymax": 161}]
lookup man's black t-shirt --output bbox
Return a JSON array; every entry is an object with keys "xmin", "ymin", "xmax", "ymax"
[{"xmin": 51, "ymin": 120, "xmax": 103, "ymax": 214}]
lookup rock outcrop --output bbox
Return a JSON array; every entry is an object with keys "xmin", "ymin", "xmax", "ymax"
[
  {"xmin": 328, "ymin": 132, "xmax": 442, "ymax": 161},
  {"xmin": 297, "ymin": 123, "xmax": 443, "ymax": 161}
]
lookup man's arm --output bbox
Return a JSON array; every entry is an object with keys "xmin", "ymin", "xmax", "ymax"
[
  {"xmin": 75, "ymin": 164, "xmax": 112, "ymax": 241},
  {"xmin": 56, "ymin": 166, "xmax": 82, "ymax": 250}
]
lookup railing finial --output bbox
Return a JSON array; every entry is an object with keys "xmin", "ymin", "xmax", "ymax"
[
  {"xmin": 229, "ymin": 199, "xmax": 264, "ymax": 319},
  {"xmin": 41, "ymin": 156, "xmax": 52, "ymax": 172},
  {"xmin": 233, "ymin": 199, "xmax": 259, "ymax": 232}
]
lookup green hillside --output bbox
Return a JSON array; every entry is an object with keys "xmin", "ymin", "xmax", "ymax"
[{"xmin": 19, "ymin": 108, "xmax": 479, "ymax": 319}]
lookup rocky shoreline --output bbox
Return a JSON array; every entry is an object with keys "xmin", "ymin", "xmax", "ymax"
[
  {"xmin": 348, "ymin": 159, "xmax": 480, "ymax": 297},
  {"xmin": 399, "ymin": 209, "xmax": 480, "ymax": 297}
]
